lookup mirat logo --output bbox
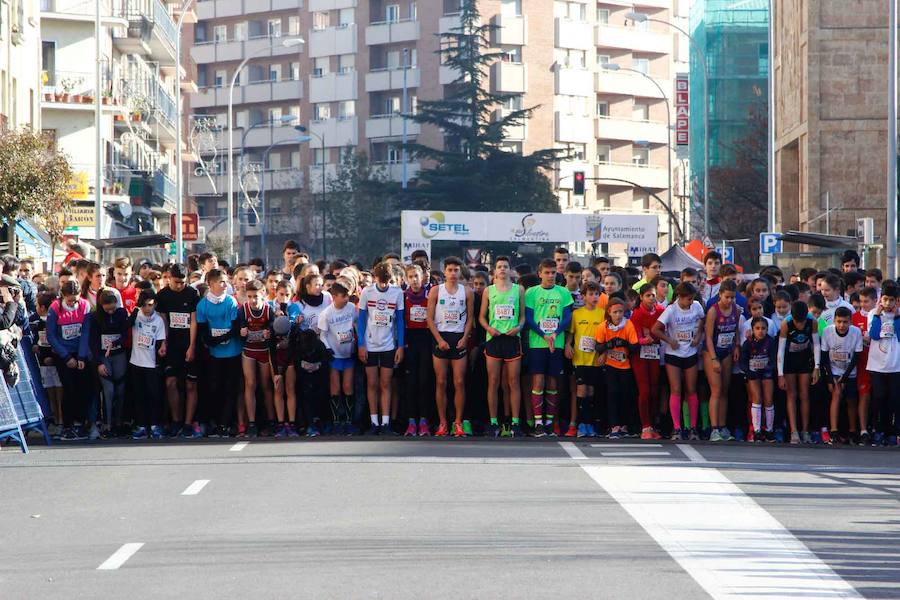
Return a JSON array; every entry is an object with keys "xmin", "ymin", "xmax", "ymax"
[{"xmin": 419, "ymin": 212, "xmax": 470, "ymax": 239}]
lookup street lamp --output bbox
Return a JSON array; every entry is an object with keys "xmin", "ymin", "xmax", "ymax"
[
  {"xmin": 259, "ymin": 135, "xmax": 311, "ymax": 266},
  {"xmin": 227, "ymin": 36, "xmax": 305, "ymax": 263},
  {"xmin": 627, "ymin": 10, "xmax": 710, "ymax": 237},
  {"xmin": 174, "ymin": 0, "xmax": 195, "ymax": 263},
  {"xmin": 295, "ymin": 124, "xmax": 326, "ymax": 259},
  {"xmin": 602, "ymin": 63, "xmax": 673, "ymax": 247}
]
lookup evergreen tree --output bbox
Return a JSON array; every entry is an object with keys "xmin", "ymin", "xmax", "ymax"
[{"xmin": 405, "ymin": 0, "xmax": 563, "ymax": 213}]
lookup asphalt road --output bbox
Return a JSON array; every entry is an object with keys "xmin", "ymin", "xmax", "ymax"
[{"xmin": 1, "ymin": 437, "xmax": 898, "ymax": 599}]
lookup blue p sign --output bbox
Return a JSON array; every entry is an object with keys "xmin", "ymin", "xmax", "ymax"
[
  {"xmin": 759, "ymin": 233, "xmax": 782, "ymax": 254},
  {"xmin": 723, "ymin": 246, "xmax": 734, "ymax": 263}
]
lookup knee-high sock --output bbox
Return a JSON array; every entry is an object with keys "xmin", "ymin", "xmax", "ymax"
[
  {"xmin": 545, "ymin": 389, "xmax": 559, "ymax": 421},
  {"xmin": 764, "ymin": 405, "xmax": 775, "ymax": 432},
  {"xmin": 669, "ymin": 394, "xmax": 682, "ymax": 430},
  {"xmin": 687, "ymin": 394, "xmax": 699, "ymax": 429},
  {"xmin": 751, "ymin": 403, "xmax": 762, "ymax": 432},
  {"xmin": 700, "ymin": 400, "xmax": 710, "ymax": 430},
  {"xmin": 531, "ymin": 390, "xmax": 544, "ymax": 425}
]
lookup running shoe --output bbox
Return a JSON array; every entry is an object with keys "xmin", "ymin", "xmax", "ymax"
[
  {"xmin": 404, "ymin": 421, "xmax": 418, "ymax": 437},
  {"xmin": 533, "ymin": 423, "xmax": 546, "ymax": 438},
  {"xmin": 511, "ymin": 423, "xmax": 524, "ymax": 438},
  {"xmin": 688, "ymin": 428, "xmax": 699, "ymax": 441},
  {"xmin": 700, "ymin": 427, "xmax": 711, "ymax": 441},
  {"xmin": 132, "ymin": 426, "xmax": 148, "ymax": 440},
  {"xmin": 452, "ymin": 422, "xmax": 466, "ymax": 438},
  {"xmin": 888, "ymin": 435, "xmax": 899, "ymax": 447},
  {"xmin": 565, "ymin": 423, "xmax": 578, "ymax": 438},
  {"xmin": 608, "ymin": 426, "xmax": 621, "ymax": 440},
  {"xmin": 380, "ymin": 424, "xmax": 398, "ymax": 436},
  {"xmin": 790, "ymin": 431, "xmax": 800, "ymax": 444},
  {"xmin": 709, "ymin": 428, "xmax": 723, "ymax": 442},
  {"xmin": 765, "ymin": 430, "xmax": 776, "ymax": 443},
  {"xmin": 720, "ymin": 427, "xmax": 734, "ymax": 441},
  {"xmin": 859, "ymin": 431, "xmax": 871, "ymax": 447},
  {"xmin": 640, "ymin": 427, "xmax": 655, "ymax": 441},
  {"xmin": 151, "ymin": 425, "xmax": 164, "ymax": 440},
  {"xmin": 810, "ymin": 430, "xmax": 821, "ymax": 444},
  {"xmin": 418, "ymin": 420, "xmax": 431, "ymax": 437},
  {"xmin": 623, "ymin": 426, "xmax": 636, "ymax": 438},
  {"xmin": 435, "ymin": 423, "xmax": 450, "ymax": 437},
  {"xmin": 747, "ymin": 429, "xmax": 755, "ymax": 443},
  {"xmin": 669, "ymin": 428, "xmax": 682, "ymax": 441},
  {"xmin": 587, "ymin": 424, "xmax": 599, "ymax": 437},
  {"xmin": 88, "ymin": 423, "xmax": 100, "ymax": 441},
  {"xmin": 873, "ymin": 431, "xmax": 884, "ymax": 446},
  {"xmin": 365, "ymin": 424, "xmax": 379, "ymax": 436},
  {"xmin": 820, "ymin": 428, "xmax": 831, "ymax": 445},
  {"xmin": 733, "ymin": 427, "xmax": 745, "ymax": 442},
  {"xmin": 801, "ymin": 431, "xmax": 812, "ymax": 444},
  {"xmin": 236, "ymin": 423, "xmax": 247, "ymax": 439},
  {"xmin": 488, "ymin": 423, "xmax": 501, "ymax": 438},
  {"xmin": 552, "ymin": 421, "xmax": 561, "ymax": 436},
  {"xmin": 577, "ymin": 424, "xmax": 589, "ymax": 438},
  {"xmin": 274, "ymin": 424, "xmax": 287, "ymax": 438},
  {"xmin": 247, "ymin": 422, "xmax": 258, "ymax": 438},
  {"xmin": 462, "ymin": 420, "xmax": 473, "ymax": 437},
  {"xmin": 774, "ymin": 428, "xmax": 785, "ymax": 444},
  {"xmin": 500, "ymin": 423, "xmax": 512, "ymax": 438},
  {"xmin": 752, "ymin": 430, "xmax": 763, "ymax": 443},
  {"xmin": 286, "ymin": 424, "xmax": 301, "ymax": 438},
  {"xmin": 307, "ymin": 424, "xmax": 321, "ymax": 437},
  {"xmin": 649, "ymin": 428, "xmax": 661, "ymax": 440},
  {"xmin": 61, "ymin": 427, "xmax": 83, "ymax": 441}
]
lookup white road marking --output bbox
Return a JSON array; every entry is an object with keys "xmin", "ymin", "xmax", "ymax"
[
  {"xmin": 557, "ymin": 441, "xmax": 587, "ymax": 460},
  {"xmin": 229, "ymin": 442, "xmax": 248, "ymax": 452},
  {"xmin": 676, "ymin": 444, "xmax": 707, "ymax": 463},
  {"xmin": 591, "ymin": 443, "xmax": 663, "ymax": 448},
  {"xmin": 600, "ymin": 451, "xmax": 671, "ymax": 457},
  {"xmin": 97, "ymin": 543, "xmax": 144, "ymax": 570},
  {"xmin": 181, "ymin": 479, "xmax": 210, "ymax": 495}
]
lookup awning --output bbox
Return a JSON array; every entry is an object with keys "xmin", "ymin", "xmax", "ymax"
[{"xmin": 777, "ymin": 231, "xmax": 858, "ymax": 249}]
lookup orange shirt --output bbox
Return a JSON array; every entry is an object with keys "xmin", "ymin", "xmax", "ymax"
[{"xmin": 594, "ymin": 319, "xmax": 638, "ymax": 370}]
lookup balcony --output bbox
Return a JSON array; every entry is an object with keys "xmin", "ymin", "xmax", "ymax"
[
  {"xmin": 40, "ymin": 0, "xmax": 128, "ymax": 26},
  {"xmin": 191, "ymin": 35, "xmax": 304, "ymax": 65},
  {"xmin": 555, "ymin": 67, "xmax": 592, "ymax": 97},
  {"xmin": 491, "ymin": 61, "xmax": 526, "ymax": 93},
  {"xmin": 555, "ymin": 112, "xmax": 593, "ymax": 144},
  {"xmin": 148, "ymin": 86, "xmax": 178, "ymax": 143},
  {"xmin": 633, "ymin": 0, "xmax": 670, "ymax": 7},
  {"xmin": 595, "ymin": 24, "xmax": 671, "ymax": 54},
  {"xmin": 365, "ymin": 67, "xmax": 419, "ymax": 92},
  {"xmin": 41, "ymin": 70, "xmax": 125, "ymax": 111},
  {"xmin": 365, "ymin": 19, "xmax": 420, "ymax": 45},
  {"xmin": 595, "ymin": 162, "xmax": 668, "ymax": 190},
  {"xmin": 309, "ymin": 0, "xmax": 356, "ymax": 9},
  {"xmin": 439, "ymin": 65, "xmax": 464, "ymax": 85},
  {"xmin": 555, "ymin": 18, "xmax": 592, "ymax": 51},
  {"xmin": 196, "ymin": 0, "xmax": 304, "ymax": 19},
  {"xmin": 241, "ymin": 78, "xmax": 304, "ymax": 104},
  {"xmin": 595, "ymin": 70, "xmax": 669, "ymax": 99},
  {"xmin": 491, "ymin": 14, "xmax": 526, "ymax": 46},
  {"xmin": 151, "ymin": 169, "xmax": 177, "ymax": 215},
  {"xmin": 309, "ymin": 24, "xmax": 358, "ymax": 58},
  {"xmin": 365, "ymin": 114, "xmax": 420, "ymax": 139},
  {"xmin": 492, "ymin": 109, "xmax": 525, "ymax": 141},
  {"xmin": 309, "ymin": 163, "xmax": 338, "ymax": 192},
  {"xmin": 113, "ymin": 0, "xmax": 178, "ymax": 62},
  {"xmin": 189, "ymin": 167, "xmax": 305, "ymax": 197},
  {"xmin": 439, "ymin": 13, "xmax": 462, "ymax": 34},
  {"xmin": 372, "ymin": 161, "xmax": 421, "ymax": 183},
  {"xmin": 595, "ymin": 116, "xmax": 668, "ymax": 144},
  {"xmin": 309, "ymin": 116, "xmax": 358, "ymax": 147},
  {"xmin": 244, "ymin": 123, "xmax": 310, "ymax": 149},
  {"xmin": 309, "ymin": 71, "xmax": 357, "ymax": 104}
]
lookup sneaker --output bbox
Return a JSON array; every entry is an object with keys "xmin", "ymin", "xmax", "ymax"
[
  {"xmin": 810, "ymin": 430, "xmax": 821, "ymax": 444},
  {"xmin": 435, "ymin": 423, "xmax": 450, "ymax": 437},
  {"xmin": 623, "ymin": 426, "xmax": 636, "ymax": 438},
  {"xmin": 418, "ymin": 420, "xmax": 431, "ymax": 437},
  {"xmin": 61, "ymin": 427, "xmax": 83, "ymax": 441},
  {"xmin": 236, "ymin": 423, "xmax": 247, "ymax": 439},
  {"xmin": 586, "ymin": 425, "xmax": 599, "ymax": 437},
  {"xmin": 720, "ymin": 427, "xmax": 734, "ymax": 441},
  {"xmin": 404, "ymin": 422, "xmax": 418, "ymax": 437},
  {"xmin": 217, "ymin": 425, "xmax": 232, "ymax": 438},
  {"xmin": 577, "ymin": 424, "xmax": 589, "ymax": 438},
  {"xmin": 247, "ymin": 422, "xmax": 258, "ymax": 439},
  {"xmin": 286, "ymin": 424, "xmax": 301, "ymax": 438},
  {"xmin": 553, "ymin": 421, "xmax": 561, "ymax": 436},
  {"xmin": 733, "ymin": 427, "xmax": 745, "ymax": 442},
  {"xmin": 790, "ymin": 431, "xmax": 800, "ymax": 444},
  {"xmin": 701, "ymin": 427, "xmax": 711, "ymax": 441},
  {"xmin": 709, "ymin": 428, "xmax": 723, "ymax": 442},
  {"xmin": 640, "ymin": 427, "xmax": 654, "ymax": 440},
  {"xmin": 462, "ymin": 420, "xmax": 473, "ymax": 436},
  {"xmin": 859, "ymin": 431, "xmax": 871, "ymax": 447},
  {"xmin": 511, "ymin": 423, "xmax": 524, "ymax": 438},
  {"xmin": 151, "ymin": 425, "xmax": 164, "ymax": 440},
  {"xmin": 753, "ymin": 430, "xmax": 764, "ymax": 443},
  {"xmin": 888, "ymin": 435, "xmax": 899, "ymax": 447},
  {"xmin": 774, "ymin": 428, "xmax": 785, "ymax": 444},
  {"xmin": 500, "ymin": 423, "xmax": 512, "ymax": 438},
  {"xmin": 380, "ymin": 424, "xmax": 398, "ymax": 437},
  {"xmin": 801, "ymin": 431, "xmax": 812, "ymax": 444},
  {"xmin": 533, "ymin": 423, "xmax": 546, "ymax": 438},
  {"xmin": 873, "ymin": 431, "xmax": 885, "ymax": 446},
  {"xmin": 489, "ymin": 423, "xmax": 501, "ymax": 438},
  {"xmin": 669, "ymin": 428, "xmax": 682, "ymax": 441},
  {"xmin": 88, "ymin": 423, "xmax": 100, "ymax": 441},
  {"xmin": 688, "ymin": 428, "xmax": 699, "ymax": 441},
  {"xmin": 365, "ymin": 424, "xmax": 380, "ymax": 436},
  {"xmin": 565, "ymin": 423, "xmax": 578, "ymax": 437},
  {"xmin": 452, "ymin": 422, "xmax": 466, "ymax": 438},
  {"xmin": 307, "ymin": 424, "xmax": 321, "ymax": 437},
  {"xmin": 765, "ymin": 430, "xmax": 776, "ymax": 443},
  {"xmin": 274, "ymin": 424, "xmax": 287, "ymax": 438},
  {"xmin": 132, "ymin": 426, "xmax": 148, "ymax": 440},
  {"xmin": 820, "ymin": 428, "xmax": 832, "ymax": 445},
  {"xmin": 747, "ymin": 429, "xmax": 755, "ymax": 443}
]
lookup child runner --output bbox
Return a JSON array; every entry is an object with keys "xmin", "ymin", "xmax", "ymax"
[
  {"xmin": 46, "ymin": 281, "xmax": 92, "ymax": 440},
  {"xmin": 820, "ymin": 306, "xmax": 863, "ymax": 445},
  {"xmin": 852, "ymin": 287, "xmax": 877, "ymax": 445},
  {"xmin": 480, "ymin": 256, "xmax": 526, "ymax": 438},
  {"xmin": 403, "ymin": 263, "xmax": 433, "ymax": 436},
  {"xmin": 595, "ymin": 296, "xmax": 639, "ymax": 438},
  {"xmin": 704, "ymin": 279, "xmax": 741, "ymax": 442},
  {"xmin": 88, "ymin": 290, "xmax": 129, "ymax": 437},
  {"xmin": 777, "ymin": 300, "xmax": 821, "ymax": 444},
  {"xmin": 427, "ymin": 256, "xmax": 475, "ymax": 438},
  {"xmin": 652, "ymin": 283, "xmax": 704, "ymax": 440},
  {"xmin": 524, "ymin": 259, "xmax": 574, "ymax": 437},
  {"xmin": 269, "ymin": 315, "xmax": 299, "ymax": 437},
  {"xmin": 33, "ymin": 293, "xmax": 63, "ymax": 435},
  {"xmin": 318, "ymin": 282, "xmax": 358, "ymax": 435},
  {"xmin": 238, "ymin": 279, "xmax": 274, "ymax": 438},
  {"xmin": 739, "ymin": 316, "xmax": 778, "ymax": 441},
  {"xmin": 565, "ymin": 281, "xmax": 605, "ymax": 437},
  {"xmin": 820, "ymin": 273, "xmax": 854, "ymax": 326},
  {"xmin": 699, "ymin": 250, "xmax": 722, "ymax": 305},
  {"xmin": 631, "ymin": 283, "xmax": 665, "ymax": 440},
  {"xmin": 867, "ymin": 285, "xmax": 900, "ymax": 446},
  {"xmin": 128, "ymin": 289, "xmax": 167, "ymax": 439}
]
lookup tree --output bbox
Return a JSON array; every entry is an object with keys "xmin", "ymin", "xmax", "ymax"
[
  {"xmin": 707, "ymin": 105, "xmax": 767, "ymax": 268},
  {"xmin": 405, "ymin": 0, "xmax": 562, "ymax": 213},
  {"xmin": 0, "ymin": 129, "xmax": 73, "ymax": 264}
]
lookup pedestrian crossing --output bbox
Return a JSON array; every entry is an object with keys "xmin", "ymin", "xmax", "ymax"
[{"xmin": 563, "ymin": 441, "xmax": 692, "ymax": 461}]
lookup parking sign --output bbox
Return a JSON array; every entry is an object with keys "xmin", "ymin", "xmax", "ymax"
[
  {"xmin": 722, "ymin": 246, "xmax": 734, "ymax": 264},
  {"xmin": 759, "ymin": 232, "xmax": 782, "ymax": 254}
]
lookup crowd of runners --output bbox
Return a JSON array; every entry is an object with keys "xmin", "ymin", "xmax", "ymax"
[{"xmin": 8, "ymin": 241, "xmax": 900, "ymax": 447}]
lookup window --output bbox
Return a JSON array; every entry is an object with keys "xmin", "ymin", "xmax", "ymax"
[
  {"xmin": 500, "ymin": 141, "xmax": 523, "ymax": 154},
  {"xmin": 502, "ymin": 94, "xmax": 523, "ymax": 111},
  {"xmin": 339, "ymin": 54, "xmax": 355, "ymax": 72},
  {"xmin": 596, "ymin": 100, "xmax": 609, "ymax": 117},
  {"xmin": 387, "ymin": 50, "xmax": 400, "ymax": 69},
  {"xmin": 633, "ymin": 57, "xmax": 650, "ymax": 75},
  {"xmin": 386, "ymin": 4, "xmax": 400, "ymax": 22},
  {"xmin": 314, "ymin": 103, "xmax": 331, "ymax": 120},
  {"xmin": 313, "ymin": 148, "xmax": 326, "ymax": 165},
  {"xmin": 291, "ymin": 151, "xmax": 301, "ymax": 169},
  {"xmin": 313, "ymin": 57, "xmax": 329, "ymax": 77},
  {"xmin": 633, "ymin": 102, "xmax": 649, "ymax": 121},
  {"xmin": 501, "ymin": 0, "xmax": 521, "ymax": 17},
  {"xmin": 386, "ymin": 96, "xmax": 401, "ymax": 114},
  {"xmin": 197, "ymin": 67, "xmax": 208, "ymax": 87},
  {"xmin": 597, "ymin": 191, "xmax": 610, "ymax": 209},
  {"xmin": 291, "ymin": 62, "xmax": 300, "ymax": 80},
  {"xmin": 387, "ymin": 145, "xmax": 400, "ymax": 163},
  {"xmin": 634, "ymin": 18, "xmax": 648, "ymax": 32},
  {"xmin": 41, "ymin": 41, "xmax": 55, "ymax": 85},
  {"xmin": 501, "ymin": 46, "xmax": 522, "ymax": 63},
  {"xmin": 570, "ymin": 143, "xmax": 586, "ymax": 160},
  {"xmin": 268, "ymin": 153, "xmax": 282, "ymax": 169},
  {"xmin": 268, "ymin": 18, "xmax": 282, "ymax": 38},
  {"xmin": 268, "ymin": 107, "xmax": 282, "ymax": 123},
  {"xmin": 214, "ymin": 25, "xmax": 227, "ymax": 42},
  {"xmin": 410, "ymin": 2, "xmax": 417, "ymax": 19},
  {"xmin": 633, "ymin": 147, "xmax": 649, "ymax": 165},
  {"xmin": 214, "ymin": 69, "xmax": 226, "ymax": 88},
  {"xmin": 597, "ymin": 144, "xmax": 611, "ymax": 163},
  {"xmin": 234, "ymin": 22, "xmax": 247, "ymax": 41},
  {"xmin": 194, "ymin": 22, "xmax": 208, "ymax": 42},
  {"xmin": 339, "ymin": 8, "xmax": 354, "ymax": 26},
  {"xmin": 269, "ymin": 64, "xmax": 282, "ymax": 81},
  {"xmin": 406, "ymin": 48, "xmax": 417, "ymax": 67},
  {"xmin": 633, "ymin": 192, "xmax": 649, "ymax": 211},
  {"xmin": 313, "ymin": 11, "xmax": 329, "ymax": 30},
  {"xmin": 289, "ymin": 105, "xmax": 300, "ymax": 121},
  {"xmin": 338, "ymin": 100, "xmax": 355, "ymax": 118},
  {"xmin": 596, "ymin": 8, "xmax": 609, "ymax": 24},
  {"xmin": 596, "ymin": 54, "xmax": 610, "ymax": 66},
  {"xmin": 216, "ymin": 201, "xmax": 228, "ymax": 217},
  {"xmin": 288, "ymin": 16, "xmax": 300, "ymax": 35}
]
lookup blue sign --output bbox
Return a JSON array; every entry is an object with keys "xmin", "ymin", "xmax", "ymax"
[
  {"xmin": 722, "ymin": 246, "xmax": 734, "ymax": 264},
  {"xmin": 759, "ymin": 232, "xmax": 782, "ymax": 254}
]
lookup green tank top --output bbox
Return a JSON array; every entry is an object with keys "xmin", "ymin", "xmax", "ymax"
[{"xmin": 487, "ymin": 283, "xmax": 520, "ymax": 340}]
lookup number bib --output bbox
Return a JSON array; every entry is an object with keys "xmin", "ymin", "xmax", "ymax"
[
  {"xmin": 211, "ymin": 327, "xmax": 230, "ymax": 337},
  {"xmin": 608, "ymin": 349, "xmax": 626, "ymax": 363},
  {"xmin": 38, "ymin": 330, "xmax": 48, "ymax": 347},
  {"xmin": 578, "ymin": 336, "xmax": 596, "ymax": 353},
  {"xmin": 639, "ymin": 344, "xmax": 660, "ymax": 360},
  {"xmin": 409, "ymin": 305, "xmax": 427, "ymax": 323},
  {"xmin": 831, "ymin": 350, "xmax": 849, "ymax": 363},
  {"xmin": 494, "ymin": 304, "xmax": 514, "ymax": 320},
  {"xmin": 100, "ymin": 334, "xmax": 120, "ymax": 351},
  {"xmin": 789, "ymin": 341, "xmax": 809, "ymax": 352},
  {"xmin": 61, "ymin": 323, "xmax": 82, "ymax": 340},
  {"xmin": 170, "ymin": 312, "xmax": 190, "ymax": 329},
  {"xmin": 246, "ymin": 329, "xmax": 266, "ymax": 343},
  {"xmin": 881, "ymin": 321, "xmax": 895, "ymax": 338},
  {"xmin": 443, "ymin": 310, "xmax": 461, "ymax": 326},
  {"xmin": 716, "ymin": 332, "xmax": 735, "ymax": 348},
  {"xmin": 336, "ymin": 329, "xmax": 353, "ymax": 344},
  {"xmin": 373, "ymin": 311, "xmax": 391, "ymax": 328},
  {"xmin": 749, "ymin": 357, "xmax": 768, "ymax": 371},
  {"xmin": 540, "ymin": 318, "xmax": 559, "ymax": 334},
  {"xmin": 676, "ymin": 330, "xmax": 693, "ymax": 343},
  {"xmin": 136, "ymin": 333, "xmax": 154, "ymax": 349}
]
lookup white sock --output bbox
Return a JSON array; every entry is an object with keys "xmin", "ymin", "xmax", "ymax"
[
  {"xmin": 765, "ymin": 406, "xmax": 775, "ymax": 432},
  {"xmin": 535, "ymin": 418, "xmax": 543, "ymax": 426},
  {"xmin": 370, "ymin": 414, "xmax": 379, "ymax": 426},
  {"xmin": 381, "ymin": 415, "xmax": 390, "ymax": 426},
  {"xmin": 751, "ymin": 404, "xmax": 762, "ymax": 432}
]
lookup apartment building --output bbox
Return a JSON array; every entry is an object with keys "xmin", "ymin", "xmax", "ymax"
[
  {"xmin": 1, "ymin": 0, "xmax": 42, "ymax": 131},
  {"xmin": 40, "ymin": 0, "xmax": 192, "ymax": 241},
  {"xmin": 189, "ymin": 0, "xmax": 680, "ymax": 260}
]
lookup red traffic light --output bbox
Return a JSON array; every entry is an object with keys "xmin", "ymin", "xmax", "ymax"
[{"xmin": 573, "ymin": 170, "xmax": 585, "ymax": 195}]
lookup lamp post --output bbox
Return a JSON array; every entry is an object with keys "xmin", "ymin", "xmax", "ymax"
[
  {"xmin": 259, "ymin": 135, "xmax": 311, "ymax": 266},
  {"xmin": 888, "ymin": 0, "xmax": 898, "ymax": 279},
  {"xmin": 401, "ymin": 47, "xmax": 410, "ymax": 189},
  {"xmin": 174, "ymin": 0, "xmax": 195, "ymax": 263},
  {"xmin": 227, "ymin": 37, "xmax": 304, "ymax": 263},
  {"xmin": 627, "ymin": 11, "xmax": 710, "ymax": 237},
  {"xmin": 296, "ymin": 125, "xmax": 326, "ymax": 259},
  {"xmin": 602, "ymin": 63, "xmax": 673, "ymax": 248}
]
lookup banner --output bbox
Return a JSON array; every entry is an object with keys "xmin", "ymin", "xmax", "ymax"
[
  {"xmin": 675, "ymin": 74, "xmax": 689, "ymax": 159},
  {"xmin": 585, "ymin": 214, "xmax": 659, "ymax": 255}
]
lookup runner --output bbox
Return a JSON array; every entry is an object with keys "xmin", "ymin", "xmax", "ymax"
[
  {"xmin": 630, "ymin": 283, "xmax": 665, "ymax": 440},
  {"xmin": 238, "ymin": 279, "xmax": 274, "ymax": 438},
  {"xmin": 852, "ymin": 287, "xmax": 876, "ymax": 445},
  {"xmin": 87, "ymin": 290, "xmax": 129, "ymax": 438},
  {"xmin": 318, "ymin": 282, "xmax": 358, "ymax": 435},
  {"xmin": 866, "ymin": 285, "xmax": 900, "ymax": 446},
  {"xmin": 269, "ymin": 315, "xmax": 299, "ymax": 437},
  {"xmin": 740, "ymin": 316, "xmax": 778, "ymax": 441},
  {"xmin": 777, "ymin": 300, "xmax": 821, "ymax": 444},
  {"xmin": 46, "ymin": 281, "xmax": 92, "ymax": 440},
  {"xmin": 704, "ymin": 279, "xmax": 741, "ymax": 442},
  {"xmin": 820, "ymin": 307, "xmax": 863, "ymax": 445},
  {"xmin": 565, "ymin": 281, "xmax": 604, "ymax": 438},
  {"xmin": 128, "ymin": 289, "xmax": 167, "ymax": 440},
  {"xmin": 403, "ymin": 263, "xmax": 434, "ymax": 436},
  {"xmin": 594, "ymin": 296, "xmax": 639, "ymax": 439}
]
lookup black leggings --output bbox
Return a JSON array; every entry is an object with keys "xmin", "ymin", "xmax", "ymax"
[
  {"xmin": 605, "ymin": 366, "xmax": 635, "ymax": 427},
  {"xmin": 403, "ymin": 329, "xmax": 435, "ymax": 422},
  {"xmin": 130, "ymin": 365, "xmax": 164, "ymax": 428},
  {"xmin": 56, "ymin": 358, "xmax": 92, "ymax": 427},
  {"xmin": 870, "ymin": 371, "xmax": 900, "ymax": 435},
  {"xmin": 209, "ymin": 355, "xmax": 242, "ymax": 427}
]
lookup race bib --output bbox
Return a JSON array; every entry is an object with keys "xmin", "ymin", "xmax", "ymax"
[
  {"xmin": 881, "ymin": 321, "xmax": 894, "ymax": 338},
  {"xmin": 639, "ymin": 344, "xmax": 660, "ymax": 360},
  {"xmin": 831, "ymin": 350, "xmax": 850, "ymax": 363},
  {"xmin": 578, "ymin": 336, "xmax": 596, "ymax": 353},
  {"xmin": 409, "ymin": 305, "xmax": 427, "ymax": 323},
  {"xmin": 38, "ymin": 330, "xmax": 48, "ymax": 346},
  {"xmin": 211, "ymin": 327, "xmax": 230, "ymax": 337},
  {"xmin": 61, "ymin": 323, "xmax": 81, "ymax": 340},
  {"xmin": 443, "ymin": 310, "xmax": 461, "ymax": 325},
  {"xmin": 336, "ymin": 329, "xmax": 353, "ymax": 344},
  {"xmin": 789, "ymin": 341, "xmax": 809, "ymax": 352},
  {"xmin": 373, "ymin": 311, "xmax": 391, "ymax": 328},
  {"xmin": 676, "ymin": 329, "xmax": 693, "ymax": 343},
  {"xmin": 246, "ymin": 329, "xmax": 266, "ymax": 343},
  {"xmin": 170, "ymin": 312, "xmax": 190, "ymax": 329},
  {"xmin": 301, "ymin": 360, "xmax": 320, "ymax": 372},
  {"xmin": 494, "ymin": 304, "xmax": 514, "ymax": 320},
  {"xmin": 100, "ymin": 334, "xmax": 120, "ymax": 351},
  {"xmin": 136, "ymin": 332, "xmax": 154, "ymax": 349},
  {"xmin": 540, "ymin": 318, "xmax": 559, "ymax": 334},
  {"xmin": 716, "ymin": 332, "xmax": 735, "ymax": 348},
  {"xmin": 608, "ymin": 349, "xmax": 626, "ymax": 363},
  {"xmin": 749, "ymin": 357, "xmax": 768, "ymax": 371}
]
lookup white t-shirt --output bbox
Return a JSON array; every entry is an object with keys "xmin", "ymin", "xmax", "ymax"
[
  {"xmin": 821, "ymin": 297, "xmax": 855, "ymax": 326},
  {"xmin": 129, "ymin": 312, "xmax": 167, "ymax": 369},
  {"xmin": 290, "ymin": 291, "xmax": 333, "ymax": 332},
  {"xmin": 359, "ymin": 284, "xmax": 404, "ymax": 352},
  {"xmin": 656, "ymin": 301, "xmax": 704, "ymax": 358},
  {"xmin": 318, "ymin": 303, "xmax": 358, "ymax": 359},
  {"xmin": 867, "ymin": 311, "xmax": 900, "ymax": 373},
  {"xmin": 739, "ymin": 315, "xmax": 778, "ymax": 342},
  {"xmin": 820, "ymin": 324, "xmax": 863, "ymax": 378}
]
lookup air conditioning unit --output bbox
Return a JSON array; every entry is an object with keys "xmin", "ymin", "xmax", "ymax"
[{"xmin": 856, "ymin": 217, "xmax": 874, "ymax": 245}]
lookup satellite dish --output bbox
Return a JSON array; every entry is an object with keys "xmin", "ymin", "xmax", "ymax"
[{"xmin": 119, "ymin": 203, "xmax": 133, "ymax": 219}]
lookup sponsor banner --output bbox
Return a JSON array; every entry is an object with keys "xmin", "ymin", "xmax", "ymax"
[
  {"xmin": 675, "ymin": 74, "xmax": 689, "ymax": 152},
  {"xmin": 401, "ymin": 211, "xmax": 589, "ymax": 244},
  {"xmin": 585, "ymin": 214, "xmax": 659, "ymax": 255},
  {"xmin": 401, "ymin": 238, "xmax": 431, "ymax": 262}
]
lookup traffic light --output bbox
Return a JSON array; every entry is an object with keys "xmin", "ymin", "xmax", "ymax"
[{"xmin": 573, "ymin": 170, "xmax": 585, "ymax": 196}]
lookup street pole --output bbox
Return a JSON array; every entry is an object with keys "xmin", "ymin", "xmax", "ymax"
[
  {"xmin": 888, "ymin": 0, "xmax": 898, "ymax": 279},
  {"xmin": 401, "ymin": 48, "xmax": 409, "ymax": 190},
  {"xmin": 767, "ymin": 0, "xmax": 776, "ymax": 234},
  {"xmin": 175, "ymin": 0, "xmax": 193, "ymax": 263},
  {"xmin": 94, "ymin": 0, "xmax": 102, "ymax": 244},
  {"xmin": 321, "ymin": 130, "xmax": 326, "ymax": 259}
]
